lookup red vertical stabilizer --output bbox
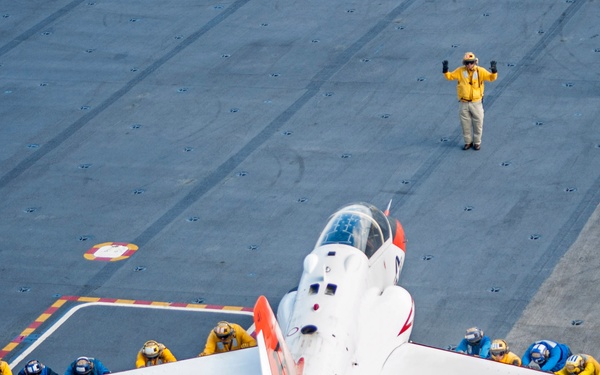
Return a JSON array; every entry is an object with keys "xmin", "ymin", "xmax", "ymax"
[
  {"xmin": 392, "ymin": 218, "xmax": 406, "ymax": 251},
  {"xmin": 384, "ymin": 199, "xmax": 406, "ymax": 251},
  {"xmin": 254, "ymin": 296, "xmax": 304, "ymax": 375}
]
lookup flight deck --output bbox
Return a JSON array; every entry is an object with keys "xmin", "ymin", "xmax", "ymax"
[{"xmin": 1, "ymin": 0, "xmax": 599, "ymax": 373}]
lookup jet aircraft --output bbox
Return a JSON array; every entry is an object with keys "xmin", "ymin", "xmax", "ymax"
[{"xmin": 115, "ymin": 202, "xmax": 537, "ymax": 375}]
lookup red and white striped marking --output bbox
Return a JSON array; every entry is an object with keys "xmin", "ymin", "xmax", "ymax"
[{"xmin": 2, "ymin": 296, "xmax": 254, "ymax": 366}]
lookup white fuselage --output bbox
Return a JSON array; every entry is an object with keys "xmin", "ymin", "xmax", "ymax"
[{"xmin": 277, "ymin": 240, "xmax": 413, "ymax": 375}]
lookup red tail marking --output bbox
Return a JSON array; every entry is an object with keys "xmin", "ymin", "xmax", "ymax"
[
  {"xmin": 254, "ymin": 296, "xmax": 303, "ymax": 375},
  {"xmin": 393, "ymin": 219, "xmax": 406, "ymax": 251},
  {"xmin": 398, "ymin": 299, "xmax": 414, "ymax": 335},
  {"xmin": 384, "ymin": 201, "xmax": 406, "ymax": 251}
]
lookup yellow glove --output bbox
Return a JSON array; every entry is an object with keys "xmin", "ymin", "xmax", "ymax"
[{"xmin": 241, "ymin": 343, "xmax": 249, "ymax": 349}]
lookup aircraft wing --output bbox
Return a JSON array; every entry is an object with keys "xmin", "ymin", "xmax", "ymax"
[
  {"xmin": 110, "ymin": 295, "xmax": 540, "ymax": 375},
  {"xmin": 113, "ymin": 347, "xmax": 261, "ymax": 375},
  {"xmin": 381, "ymin": 342, "xmax": 539, "ymax": 375}
]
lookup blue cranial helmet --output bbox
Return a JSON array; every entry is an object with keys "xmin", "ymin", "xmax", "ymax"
[
  {"xmin": 75, "ymin": 357, "xmax": 92, "ymax": 375},
  {"xmin": 25, "ymin": 360, "xmax": 43, "ymax": 375},
  {"xmin": 531, "ymin": 343, "xmax": 549, "ymax": 364},
  {"xmin": 464, "ymin": 327, "xmax": 483, "ymax": 344}
]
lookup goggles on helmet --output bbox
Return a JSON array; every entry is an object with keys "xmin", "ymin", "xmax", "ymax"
[{"xmin": 566, "ymin": 364, "xmax": 580, "ymax": 374}]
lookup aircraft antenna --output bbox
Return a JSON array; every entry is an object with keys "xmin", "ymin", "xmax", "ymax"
[{"xmin": 384, "ymin": 199, "xmax": 393, "ymax": 216}]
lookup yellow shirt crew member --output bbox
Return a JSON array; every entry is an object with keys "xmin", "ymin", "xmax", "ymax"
[
  {"xmin": 135, "ymin": 340, "xmax": 177, "ymax": 368},
  {"xmin": 490, "ymin": 339, "xmax": 521, "ymax": 366},
  {"xmin": 555, "ymin": 354, "xmax": 600, "ymax": 375},
  {"xmin": 0, "ymin": 360, "xmax": 13, "ymax": 375},
  {"xmin": 199, "ymin": 321, "xmax": 257, "ymax": 356},
  {"xmin": 442, "ymin": 52, "xmax": 498, "ymax": 150}
]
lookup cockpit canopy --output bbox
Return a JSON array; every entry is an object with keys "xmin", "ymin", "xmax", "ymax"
[{"xmin": 316, "ymin": 203, "xmax": 392, "ymax": 258}]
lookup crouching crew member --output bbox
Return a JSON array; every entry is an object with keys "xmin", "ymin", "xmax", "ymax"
[
  {"xmin": 455, "ymin": 327, "xmax": 491, "ymax": 358},
  {"xmin": 522, "ymin": 339, "xmax": 572, "ymax": 372},
  {"xmin": 555, "ymin": 354, "xmax": 600, "ymax": 375},
  {"xmin": 136, "ymin": 340, "xmax": 177, "ymax": 368},
  {"xmin": 199, "ymin": 321, "xmax": 257, "ymax": 357},
  {"xmin": 490, "ymin": 339, "xmax": 521, "ymax": 366},
  {"xmin": 0, "ymin": 360, "xmax": 12, "ymax": 375},
  {"xmin": 18, "ymin": 360, "xmax": 58, "ymax": 375},
  {"xmin": 64, "ymin": 357, "xmax": 110, "ymax": 375}
]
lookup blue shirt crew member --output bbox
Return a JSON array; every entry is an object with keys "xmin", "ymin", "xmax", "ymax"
[
  {"xmin": 522, "ymin": 340, "xmax": 572, "ymax": 372},
  {"xmin": 18, "ymin": 360, "xmax": 59, "ymax": 375},
  {"xmin": 64, "ymin": 357, "xmax": 110, "ymax": 375},
  {"xmin": 455, "ymin": 327, "xmax": 491, "ymax": 359}
]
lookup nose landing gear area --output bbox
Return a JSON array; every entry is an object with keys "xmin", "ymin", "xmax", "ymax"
[{"xmin": 3, "ymin": 296, "xmax": 255, "ymax": 373}]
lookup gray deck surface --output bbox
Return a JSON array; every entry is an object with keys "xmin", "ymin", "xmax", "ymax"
[{"xmin": 1, "ymin": 0, "xmax": 599, "ymax": 373}]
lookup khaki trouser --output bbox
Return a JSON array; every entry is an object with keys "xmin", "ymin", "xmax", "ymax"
[{"xmin": 459, "ymin": 100, "xmax": 484, "ymax": 145}]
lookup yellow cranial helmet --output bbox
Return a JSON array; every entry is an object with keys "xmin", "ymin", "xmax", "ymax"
[
  {"xmin": 142, "ymin": 340, "xmax": 161, "ymax": 358},
  {"xmin": 490, "ymin": 339, "xmax": 509, "ymax": 358},
  {"xmin": 565, "ymin": 355, "xmax": 585, "ymax": 374},
  {"xmin": 463, "ymin": 52, "xmax": 478, "ymax": 65},
  {"xmin": 214, "ymin": 321, "xmax": 234, "ymax": 340}
]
